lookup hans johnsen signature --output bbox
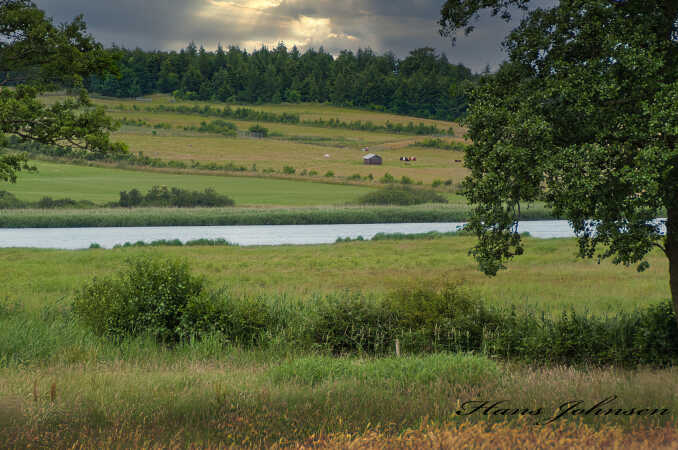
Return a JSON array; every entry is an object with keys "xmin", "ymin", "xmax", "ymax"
[{"xmin": 454, "ymin": 396, "xmax": 671, "ymax": 425}]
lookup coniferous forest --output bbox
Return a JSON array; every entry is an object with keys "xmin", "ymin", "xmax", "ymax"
[{"xmin": 84, "ymin": 43, "xmax": 478, "ymax": 121}]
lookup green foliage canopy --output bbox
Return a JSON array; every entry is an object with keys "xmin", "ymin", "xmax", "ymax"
[
  {"xmin": 0, "ymin": 0, "xmax": 127, "ymax": 183},
  {"xmin": 439, "ymin": 1, "xmax": 678, "ymax": 313}
]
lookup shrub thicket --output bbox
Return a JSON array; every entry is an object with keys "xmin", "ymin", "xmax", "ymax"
[
  {"xmin": 357, "ymin": 186, "xmax": 448, "ymax": 206},
  {"xmin": 412, "ymin": 138, "xmax": 466, "ymax": 151},
  {"xmin": 72, "ymin": 258, "xmax": 678, "ymax": 367},
  {"xmin": 0, "ymin": 191, "xmax": 25, "ymax": 209},
  {"xmin": 248, "ymin": 124, "xmax": 269, "ymax": 137},
  {"xmin": 190, "ymin": 119, "xmax": 237, "ymax": 136},
  {"xmin": 138, "ymin": 104, "xmax": 300, "ymax": 124},
  {"xmin": 108, "ymin": 238, "xmax": 236, "ymax": 248},
  {"xmin": 309, "ymin": 293, "xmax": 397, "ymax": 354},
  {"xmin": 0, "ymin": 191, "xmax": 96, "ymax": 209},
  {"xmin": 73, "ymin": 257, "xmax": 206, "ymax": 342},
  {"xmin": 117, "ymin": 186, "xmax": 235, "ymax": 208}
]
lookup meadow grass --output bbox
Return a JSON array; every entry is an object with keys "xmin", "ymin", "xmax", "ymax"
[
  {"xmin": 109, "ymin": 130, "xmax": 467, "ymax": 185},
  {"xmin": 109, "ymin": 110, "xmax": 414, "ymax": 145},
  {"xmin": 0, "ymin": 236, "xmax": 667, "ymax": 314},
  {"xmin": 4, "ymin": 161, "xmax": 375, "ymax": 205},
  {"xmin": 37, "ymin": 94, "xmax": 471, "ymax": 186},
  {"xmin": 0, "ymin": 237, "xmax": 675, "ymax": 446},
  {"xmin": 1, "ymin": 351, "xmax": 677, "ymax": 447},
  {"xmin": 267, "ymin": 354, "xmax": 501, "ymax": 387},
  {"xmin": 78, "ymin": 93, "xmax": 468, "ymax": 131},
  {"xmin": 9, "ymin": 94, "xmax": 673, "ymax": 447}
]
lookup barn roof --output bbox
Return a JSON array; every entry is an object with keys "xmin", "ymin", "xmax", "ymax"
[{"xmin": 363, "ymin": 153, "xmax": 379, "ymax": 159}]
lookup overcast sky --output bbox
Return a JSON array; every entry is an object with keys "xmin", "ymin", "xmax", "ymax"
[{"xmin": 33, "ymin": 0, "xmax": 556, "ymax": 73}]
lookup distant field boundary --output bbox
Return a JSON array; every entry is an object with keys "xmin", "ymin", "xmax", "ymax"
[
  {"xmin": 107, "ymin": 103, "xmax": 456, "ymax": 136},
  {"xmin": 17, "ymin": 152, "xmax": 462, "ymax": 194}
]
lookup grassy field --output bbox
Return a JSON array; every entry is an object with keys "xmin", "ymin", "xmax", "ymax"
[
  {"xmin": 4, "ymin": 161, "xmax": 377, "ymax": 206},
  {"xmin": 0, "ymin": 237, "xmax": 675, "ymax": 447},
  {"xmin": 4, "ymin": 95, "xmax": 672, "ymax": 447},
  {"xmin": 0, "ymin": 236, "xmax": 667, "ymax": 314},
  {"xmin": 35, "ymin": 94, "xmax": 470, "ymax": 186},
  {"xmin": 83, "ymin": 93, "xmax": 471, "ymax": 131}
]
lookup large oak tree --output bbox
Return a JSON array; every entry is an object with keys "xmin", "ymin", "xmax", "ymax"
[
  {"xmin": 439, "ymin": 1, "xmax": 678, "ymax": 320},
  {"xmin": 0, "ymin": 0, "xmax": 126, "ymax": 183}
]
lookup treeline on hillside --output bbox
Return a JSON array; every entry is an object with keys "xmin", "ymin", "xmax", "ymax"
[{"xmin": 85, "ymin": 44, "xmax": 478, "ymax": 120}]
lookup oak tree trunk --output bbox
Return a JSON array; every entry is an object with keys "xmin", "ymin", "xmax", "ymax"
[{"xmin": 667, "ymin": 206, "xmax": 678, "ymax": 328}]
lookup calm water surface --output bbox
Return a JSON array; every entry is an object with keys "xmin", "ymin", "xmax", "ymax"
[{"xmin": 0, "ymin": 221, "xmax": 578, "ymax": 250}]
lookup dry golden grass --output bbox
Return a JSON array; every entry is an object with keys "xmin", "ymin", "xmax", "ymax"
[
  {"xmin": 38, "ymin": 94, "xmax": 471, "ymax": 185},
  {"xmin": 112, "ymin": 130, "xmax": 467, "ymax": 184},
  {"xmin": 109, "ymin": 110, "xmax": 418, "ymax": 145},
  {"xmin": 4, "ymin": 422, "xmax": 677, "ymax": 449},
  {"xmin": 42, "ymin": 93, "xmax": 466, "ymax": 131},
  {"xmin": 2, "ymin": 362, "xmax": 677, "ymax": 448},
  {"xmin": 96, "ymin": 93, "xmax": 464, "ymax": 129},
  {"xmin": 285, "ymin": 421, "xmax": 678, "ymax": 449}
]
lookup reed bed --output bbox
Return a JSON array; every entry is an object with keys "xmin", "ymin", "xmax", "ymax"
[{"xmin": 0, "ymin": 204, "xmax": 553, "ymax": 228}]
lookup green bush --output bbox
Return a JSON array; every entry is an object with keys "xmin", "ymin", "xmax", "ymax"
[
  {"xmin": 379, "ymin": 172, "xmax": 395, "ymax": 184},
  {"xmin": 73, "ymin": 257, "xmax": 206, "ymax": 342},
  {"xmin": 282, "ymin": 165, "xmax": 296, "ymax": 175},
  {"xmin": 412, "ymin": 138, "xmax": 466, "ymax": 151},
  {"xmin": 477, "ymin": 301, "xmax": 678, "ymax": 367},
  {"xmin": 0, "ymin": 191, "xmax": 26, "ymax": 209},
  {"xmin": 0, "ymin": 191, "xmax": 96, "ymax": 210},
  {"xmin": 110, "ymin": 238, "xmax": 236, "ymax": 248},
  {"xmin": 400, "ymin": 176, "xmax": 413, "ymax": 185},
  {"xmin": 70, "ymin": 257, "xmax": 678, "ymax": 367},
  {"xmin": 356, "ymin": 186, "xmax": 448, "ymax": 206},
  {"xmin": 37, "ymin": 196, "xmax": 96, "ymax": 209},
  {"xmin": 248, "ymin": 124, "xmax": 269, "ymax": 137},
  {"xmin": 117, "ymin": 186, "xmax": 234, "ymax": 208},
  {"xmin": 180, "ymin": 292, "xmax": 274, "ymax": 345},
  {"xmin": 197, "ymin": 119, "xmax": 237, "ymax": 136},
  {"xmin": 308, "ymin": 293, "xmax": 397, "ymax": 355},
  {"xmin": 386, "ymin": 282, "xmax": 499, "ymax": 353},
  {"xmin": 324, "ymin": 170, "xmax": 335, "ymax": 177}
]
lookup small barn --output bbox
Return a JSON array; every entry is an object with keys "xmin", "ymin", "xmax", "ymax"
[{"xmin": 363, "ymin": 153, "xmax": 382, "ymax": 165}]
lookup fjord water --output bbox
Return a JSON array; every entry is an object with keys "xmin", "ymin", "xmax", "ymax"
[{"xmin": 0, "ymin": 221, "xmax": 578, "ymax": 249}]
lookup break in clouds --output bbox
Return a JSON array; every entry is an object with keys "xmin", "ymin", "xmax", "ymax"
[{"xmin": 33, "ymin": 0, "xmax": 556, "ymax": 72}]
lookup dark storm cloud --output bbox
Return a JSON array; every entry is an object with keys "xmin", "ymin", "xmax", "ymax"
[{"xmin": 32, "ymin": 0, "xmax": 556, "ymax": 72}]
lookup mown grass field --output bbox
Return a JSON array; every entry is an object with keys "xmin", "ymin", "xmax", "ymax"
[
  {"xmin": 0, "ymin": 237, "xmax": 676, "ymax": 447},
  {"xmin": 5, "ymin": 161, "xmax": 377, "ymax": 206}
]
